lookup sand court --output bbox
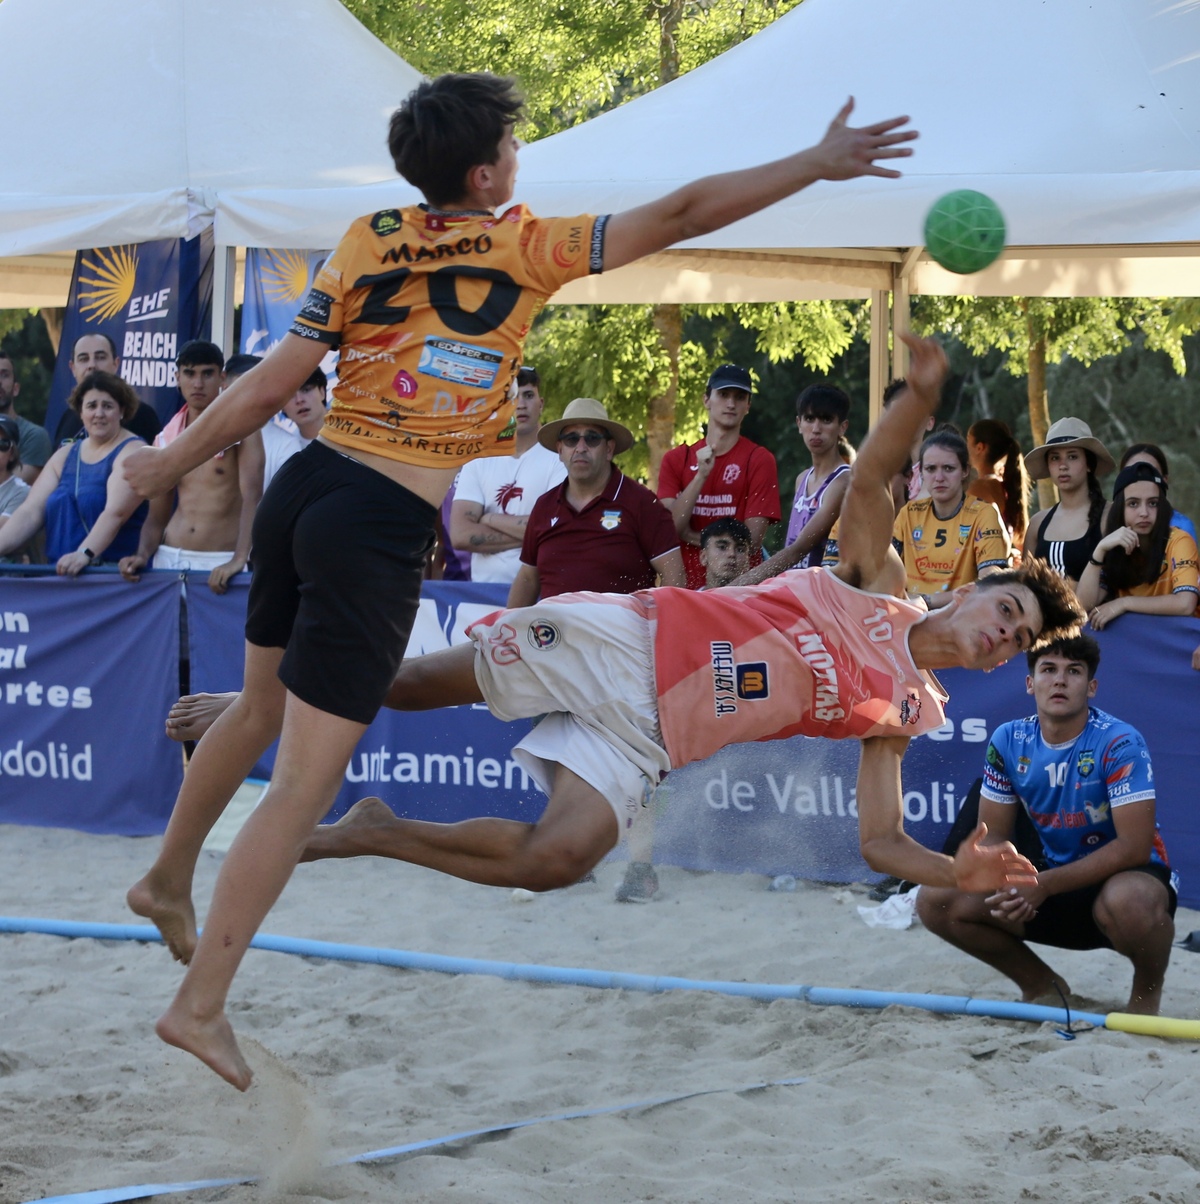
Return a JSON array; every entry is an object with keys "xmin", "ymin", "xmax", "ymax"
[{"xmin": 4, "ymin": 821, "xmax": 1200, "ymax": 1203}]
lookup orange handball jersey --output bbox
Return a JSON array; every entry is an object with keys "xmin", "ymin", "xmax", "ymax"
[
  {"xmin": 893, "ymin": 496, "xmax": 1011, "ymax": 595},
  {"xmin": 291, "ymin": 204, "xmax": 606, "ymax": 469},
  {"xmin": 1113, "ymin": 526, "xmax": 1200, "ymax": 611},
  {"xmin": 642, "ymin": 568, "xmax": 949, "ymax": 769}
]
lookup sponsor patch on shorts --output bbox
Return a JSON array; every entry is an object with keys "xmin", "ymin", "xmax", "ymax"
[{"xmin": 528, "ymin": 620, "xmax": 560, "ymax": 651}]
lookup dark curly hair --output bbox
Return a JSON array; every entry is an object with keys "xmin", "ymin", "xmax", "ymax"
[
  {"xmin": 978, "ymin": 557, "xmax": 1085, "ymax": 651},
  {"xmin": 67, "ymin": 370, "xmax": 141, "ymax": 422},
  {"xmin": 388, "ymin": 73, "xmax": 524, "ymax": 207}
]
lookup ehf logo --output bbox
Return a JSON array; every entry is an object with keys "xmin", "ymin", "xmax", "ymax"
[{"xmin": 527, "ymin": 620, "xmax": 560, "ymax": 651}]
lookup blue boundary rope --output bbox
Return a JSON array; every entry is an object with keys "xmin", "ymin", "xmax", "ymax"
[
  {"xmin": 25, "ymin": 1077, "xmax": 811, "ymax": 1204},
  {"xmin": 0, "ymin": 916, "xmax": 1108, "ymax": 1026}
]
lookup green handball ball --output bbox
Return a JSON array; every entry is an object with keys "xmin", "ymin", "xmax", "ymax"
[{"xmin": 923, "ymin": 190, "xmax": 1006, "ymax": 275}]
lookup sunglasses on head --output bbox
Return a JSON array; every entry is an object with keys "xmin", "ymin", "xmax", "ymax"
[{"xmin": 559, "ymin": 431, "xmax": 607, "ymax": 448}]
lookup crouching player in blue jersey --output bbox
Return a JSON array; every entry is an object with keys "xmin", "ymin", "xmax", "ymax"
[{"xmin": 917, "ymin": 634, "xmax": 1177, "ymax": 1015}]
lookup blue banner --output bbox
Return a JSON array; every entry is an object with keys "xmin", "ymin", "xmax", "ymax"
[
  {"xmin": 0, "ymin": 573, "xmax": 183, "ymax": 834},
  {"xmin": 44, "ymin": 233, "xmax": 214, "ymax": 438},
  {"xmin": 241, "ymin": 247, "xmax": 338, "ymax": 379},
  {"xmin": 37, "ymin": 573, "xmax": 1200, "ymax": 906}
]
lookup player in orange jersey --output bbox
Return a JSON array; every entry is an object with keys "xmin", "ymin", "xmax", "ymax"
[{"xmin": 120, "ymin": 72, "xmax": 923, "ymax": 1091}]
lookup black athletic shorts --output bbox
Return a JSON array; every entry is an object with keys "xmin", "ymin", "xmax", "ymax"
[
  {"xmin": 1023, "ymin": 863, "xmax": 1178, "ymax": 952},
  {"xmin": 245, "ymin": 439, "xmax": 436, "ymax": 725}
]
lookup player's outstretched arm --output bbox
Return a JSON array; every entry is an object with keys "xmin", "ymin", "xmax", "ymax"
[
  {"xmin": 121, "ymin": 334, "xmax": 327, "ymax": 500},
  {"xmin": 855, "ymin": 737, "xmax": 1038, "ymax": 890},
  {"xmin": 601, "ymin": 101, "xmax": 917, "ymax": 272},
  {"xmin": 833, "ymin": 335, "xmax": 946, "ymax": 594}
]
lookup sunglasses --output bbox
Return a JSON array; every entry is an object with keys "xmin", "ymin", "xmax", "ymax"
[{"xmin": 559, "ymin": 431, "xmax": 608, "ymax": 448}]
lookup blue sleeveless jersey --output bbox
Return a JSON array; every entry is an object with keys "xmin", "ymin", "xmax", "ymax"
[{"xmin": 980, "ymin": 706, "xmax": 1169, "ymax": 870}]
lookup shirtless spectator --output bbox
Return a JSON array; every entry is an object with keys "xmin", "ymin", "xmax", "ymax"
[
  {"xmin": 0, "ymin": 350, "xmax": 51, "ymax": 484},
  {"xmin": 261, "ymin": 363, "xmax": 326, "ymax": 491},
  {"xmin": 450, "ymin": 365, "xmax": 565, "ymax": 584},
  {"xmin": 120, "ymin": 342, "xmax": 264, "ymax": 594},
  {"xmin": 55, "ymin": 333, "xmax": 163, "ymax": 447},
  {"xmin": 657, "ymin": 364, "xmax": 780, "ymax": 588}
]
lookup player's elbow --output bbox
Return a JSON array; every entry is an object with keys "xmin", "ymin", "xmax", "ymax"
[{"xmin": 859, "ymin": 834, "xmax": 900, "ymax": 876}]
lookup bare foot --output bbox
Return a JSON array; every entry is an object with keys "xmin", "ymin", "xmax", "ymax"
[
  {"xmin": 157, "ymin": 1002, "xmax": 253, "ymax": 1091},
  {"xmin": 300, "ymin": 796, "xmax": 397, "ymax": 862},
  {"xmin": 127, "ymin": 875, "xmax": 198, "ymax": 964},
  {"xmin": 1022, "ymin": 974, "xmax": 1072, "ymax": 1005},
  {"xmin": 165, "ymin": 692, "xmax": 238, "ymax": 743}
]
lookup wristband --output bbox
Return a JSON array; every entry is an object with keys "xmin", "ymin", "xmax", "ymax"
[
  {"xmin": 82, "ymin": 547, "xmax": 96, "ymax": 561},
  {"xmin": 1088, "ymin": 556, "xmax": 1104, "ymax": 568}
]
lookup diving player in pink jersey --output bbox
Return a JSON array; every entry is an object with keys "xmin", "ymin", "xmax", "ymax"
[{"xmin": 303, "ymin": 336, "xmax": 1084, "ymax": 892}]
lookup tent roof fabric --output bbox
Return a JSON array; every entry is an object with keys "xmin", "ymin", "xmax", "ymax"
[{"xmin": 0, "ymin": 0, "xmax": 422, "ymax": 256}]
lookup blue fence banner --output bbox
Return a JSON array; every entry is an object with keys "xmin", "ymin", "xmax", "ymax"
[
  {"xmin": 0, "ymin": 574, "xmax": 182, "ymax": 834},
  {"xmin": 241, "ymin": 247, "xmax": 338, "ymax": 379},
  {"xmin": 9, "ymin": 573, "xmax": 1200, "ymax": 907},
  {"xmin": 44, "ymin": 233, "xmax": 215, "ymax": 438}
]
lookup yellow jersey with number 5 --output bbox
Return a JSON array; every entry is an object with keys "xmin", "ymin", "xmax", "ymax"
[{"xmin": 892, "ymin": 496, "xmax": 1011, "ymax": 594}]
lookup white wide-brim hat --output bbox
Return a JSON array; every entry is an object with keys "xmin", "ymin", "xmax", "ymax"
[
  {"xmin": 1025, "ymin": 417, "xmax": 1116, "ymax": 480},
  {"xmin": 537, "ymin": 397, "xmax": 634, "ymax": 454}
]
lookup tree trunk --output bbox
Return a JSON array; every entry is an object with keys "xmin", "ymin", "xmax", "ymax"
[
  {"xmin": 646, "ymin": 303, "xmax": 681, "ymax": 491},
  {"xmin": 39, "ymin": 308, "xmax": 65, "ymax": 356},
  {"xmin": 1027, "ymin": 322, "xmax": 1056, "ymax": 510}
]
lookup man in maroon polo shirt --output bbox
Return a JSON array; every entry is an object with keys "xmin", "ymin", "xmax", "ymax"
[{"xmin": 507, "ymin": 398, "xmax": 684, "ymax": 607}]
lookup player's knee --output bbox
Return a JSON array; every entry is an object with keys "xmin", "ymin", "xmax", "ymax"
[
  {"xmin": 518, "ymin": 842, "xmax": 597, "ymax": 892},
  {"xmin": 915, "ymin": 886, "xmax": 955, "ymax": 930}
]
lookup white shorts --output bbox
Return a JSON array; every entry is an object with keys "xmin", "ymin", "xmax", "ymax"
[
  {"xmin": 153, "ymin": 545, "xmax": 237, "ymax": 572},
  {"xmin": 469, "ymin": 598, "xmax": 669, "ymax": 834}
]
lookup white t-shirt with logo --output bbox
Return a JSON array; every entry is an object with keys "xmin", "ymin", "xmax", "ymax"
[
  {"xmin": 454, "ymin": 442, "xmax": 566, "ymax": 583},
  {"xmin": 261, "ymin": 415, "xmax": 313, "ymax": 491}
]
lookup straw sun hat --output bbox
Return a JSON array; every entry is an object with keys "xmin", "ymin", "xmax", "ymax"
[{"xmin": 1024, "ymin": 417, "xmax": 1116, "ymax": 480}]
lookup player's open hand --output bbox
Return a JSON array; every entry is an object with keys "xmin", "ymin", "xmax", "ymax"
[
  {"xmin": 121, "ymin": 445, "xmax": 178, "ymax": 500},
  {"xmin": 897, "ymin": 334, "xmax": 948, "ymax": 404},
  {"xmin": 814, "ymin": 98, "xmax": 917, "ymax": 182},
  {"xmin": 952, "ymin": 820, "xmax": 1038, "ymax": 893}
]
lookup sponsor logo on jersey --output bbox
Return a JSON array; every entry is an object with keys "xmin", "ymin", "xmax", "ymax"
[
  {"xmin": 899, "ymin": 692, "xmax": 922, "ymax": 726},
  {"xmin": 496, "ymin": 483, "xmax": 524, "ymax": 512},
  {"xmin": 1077, "ymin": 750, "xmax": 1095, "ymax": 778},
  {"xmin": 371, "ymin": 209, "xmax": 403, "ymax": 236},
  {"xmin": 795, "ymin": 632, "xmax": 845, "ymax": 722},
  {"xmin": 986, "ymin": 743, "xmax": 1005, "ymax": 771},
  {"xmin": 959, "ymin": 524, "xmax": 972, "ymax": 540},
  {"xmin": 297, "ymin": 288, "xmax": 333, "ymax": 326},
  {"xmin": 600, "ymin": 510, "xmax": 622, "ymax": 531},
  {"xmin": 1084, "ymin": 800, "xmax": 1110, "ymax": 823},
  {"xmin": 1106, "ymin": 762, "xmax": 1134, "ymax": 786},
  {"xmin": 711, "ymin": 641, "xmax": 737, "ymax": 717},
  {"xmin": 735, "ymin": 662, "xmax": 769, "ymax": 700},
  {"xmin": 527, "ymin": 620, "xmax": 560, "ymax": 651}
]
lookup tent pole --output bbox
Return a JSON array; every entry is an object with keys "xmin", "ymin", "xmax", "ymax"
[
  {"xmin": 892, "ymin": 247, "xmax": 923, "ymax": 381},
  {"xmin": 211, "ymin": 245, "xmax": 237, "ymax": 357},
  {"xmin": 868, "ymin": 288, "xmax": 888, "ymax": 428}
]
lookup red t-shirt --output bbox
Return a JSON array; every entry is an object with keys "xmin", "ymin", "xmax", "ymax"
[
  {"xmin": 657, "ymin": 436, "xmax": 781, "ymax": 589},
  {"xmin": 521, "ymin": 468, "xmax": 679, "ymax": 597}
]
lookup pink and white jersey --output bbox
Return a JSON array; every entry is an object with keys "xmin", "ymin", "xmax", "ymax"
[{"xmin": 640, "ymin": 568, "xmax": 948, "ymax": 768}]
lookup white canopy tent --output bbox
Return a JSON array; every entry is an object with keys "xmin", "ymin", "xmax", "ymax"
[
  {"xmin": 0, "ymin": 0, "xmax": 422, "ymax": 335},
  {"xmin": 3, "ymin": 0, "xmax": 1198, "ymax": 387}
]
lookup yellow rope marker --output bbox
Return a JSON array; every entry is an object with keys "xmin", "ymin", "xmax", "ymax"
[{"xmin": 1105, "ymin": 1013, "xmax": 1200, "ymax": 1040}]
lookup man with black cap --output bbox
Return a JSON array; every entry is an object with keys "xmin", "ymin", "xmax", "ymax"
[
  {"xmin": 507, "ymin": 398, "xmax": 683, "ymax": 607},
  {"xmin": 658, "ymin": 364, "xmax": 780, "ymax": 589}
]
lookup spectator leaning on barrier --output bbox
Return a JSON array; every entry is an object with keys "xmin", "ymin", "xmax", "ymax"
[
  {"xmin": 1023, "ymin": 417, "xmax": 1113, "ymax": 589},
  {"xmin": 917, "ymin": 634, "xmax": 1177, "ymax": 1016},
  {"xmin": 261, "ymin": 362, "xmax": 327, "ymax": 491},
  {"xmin": 450, "ymin": 365, "xmax": 566, "ymax": 585},
  {"xmin": 55, "ymin": 332, "xmax": 163, "ymax": 448},
  {"xmin": 0, "ymin": 349, "xmax": 51, "ymax": 485},
  {"xmin": 657, "ymin": 364, "xmax": 780, "ymax": 589},
  {"xmin": 1118, "ymin": 443, "xmax": 1197, "ymax": 543},
  {"xmin": 119, "ymin": 342, "xmax": 265, "ymax": 595},
  {"xmin": 506, "ymin": 398, "xmax": 684, "ymax": 608},
  {"xmin": 0, "ymin": 371, "xmax": 147, "ymax": 572},
  {"xmin": 0, "ymin": 415, "xmax": 34, "ymax": 563},
  {"xmin": 1077, "ymin": 461, "xmax": 1199, "ymax": 630}
]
